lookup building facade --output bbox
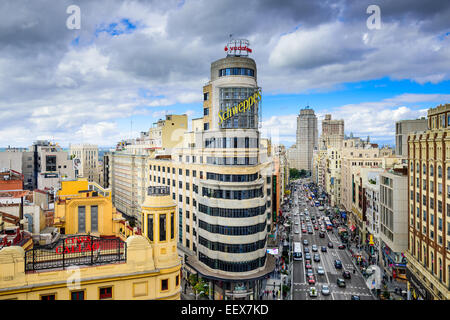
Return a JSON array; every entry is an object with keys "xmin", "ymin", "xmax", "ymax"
[
  {"xmin": 146, "ymin": 47, "xmax": 275, "ymax": 300},
  {"xmin": 288, "ymin": 107, "xmax": 318, "ymax": 172},
  {"xmin": 406, "ymin": 103, "xmax": 450, "ymax": 300},
  {"xmin": 69, "ymin": 144, "xmax": 100, "ymax": 184},
  {"xmin": 379, "ymin": 168, "xmax": 409, "ymax": 281},
  {"xmin": 395, "ymin": 118, "xmax": 428, "ymax": 157}
]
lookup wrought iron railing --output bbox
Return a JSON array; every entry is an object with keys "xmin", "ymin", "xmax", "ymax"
[{"xmin": 24, "ymin": 235, "xmax": 126, "ymax": 272}]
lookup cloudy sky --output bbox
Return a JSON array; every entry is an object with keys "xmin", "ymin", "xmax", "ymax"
[{"xmin": 0, "ymin": 0, "xmax": 449, "ymax": 148}]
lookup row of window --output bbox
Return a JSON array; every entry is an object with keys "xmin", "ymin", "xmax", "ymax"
[
  {"xmin": 198, "ymin": 203, "xmax": 267, "ymax": 218},
  {"xmin": 206, "ymin": 172, "xmax": 259, "ymax": 182},
  {"xmin": 77, "ymin": 205, "xmax": 98, "ymax": 233},
  {"xmin": 146, "ymin": 212, "xmax": 175, "ymax": 242},
  {"xmin": 411, "ymin": 162, "xmax": 450, "ymax": 179},
  {"xmin": 40, "ymin": 275, "xmax": 180, "ymax": 300},
  {"xmin": 201, "ymin": 187, "xmax": 263, "ymax": 199},
  {"xmin": 198, "ymin": 236, "xmax": 266, "ymax": 253},
  {"xmin": 218, "ymin": 68, "xmax": 255, "ymax": 77},
  {"xmin": 199, "ymin": 253, "xmax": 265, "ymax": 272},
  {"xmin": 150, "ymin": 165, "xmax": 198, "ymax": 177},
  {"xmin": 198, "ymin": 220, "xmax": 266, "ymax": 236},
  {"xmin": 206, "ymin": 156, "xmax": 258, "ymax": 165},
  {"xmin": 204, "ymin": 137, "xmax": 259, "ymax": 149}
]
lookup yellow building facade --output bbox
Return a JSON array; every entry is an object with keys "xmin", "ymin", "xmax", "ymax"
[
  {"xmin": 53, "ymin": 179, "xmax": 133, "ymax": 240},
  {"xmin": 0, "ymin": 181, "xmax": 181, "ymax": 300}
]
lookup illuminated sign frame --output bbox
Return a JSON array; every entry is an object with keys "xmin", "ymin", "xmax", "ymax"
[
  {"xmin": 218, "ymin": 88, "xmax": 261, "ymax": 125},
  {"xmin": 224, "ymin": 39, "xmax": 252, "ymax": 56}
]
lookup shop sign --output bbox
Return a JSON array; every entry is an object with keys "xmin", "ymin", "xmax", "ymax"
[{"xmin": 218, "ymin": 89, "xmax": 261, "ymax": 125}]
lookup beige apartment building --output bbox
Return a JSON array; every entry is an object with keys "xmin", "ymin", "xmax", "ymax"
[
  {"xmin": 379, "ymin": 168, "xmax": 409, "ymax": 281},
  {"xmin": 105, "ymin": 115, "xmax": 188, "ymax": 223},
  {"xmin": 69, "ymin": 144, "xmax": 100, "ymax": 184},
  {"xmin": 406, "ymin": 103, "xmax": 450, "ymax": 300}
]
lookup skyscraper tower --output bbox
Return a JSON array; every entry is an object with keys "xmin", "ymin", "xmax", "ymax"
[{"xmin": 289, "ymin": 107, "xmax": 318, "ymax": 172}]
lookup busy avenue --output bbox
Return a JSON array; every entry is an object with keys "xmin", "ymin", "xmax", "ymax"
[{"xmin": 288, "ymin": 179, "xmax": 375, "ymax": 300}]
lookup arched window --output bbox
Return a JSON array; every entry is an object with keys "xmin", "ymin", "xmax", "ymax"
[
  {"xmin": 423, "ymin": 164, "xmax": 427, "ymax": 175},
  {"xmin": 416, "ymin": 163, "xmax": 420, "ymax": 173},
  {"xmin": 410, "ymin": 162, "xmax": 413, "ymax": 172},
  {"xmin": 447, "ymin": 167, "xmax": 450, "ymax": 180},
  {"xmin": 438, "ymin": 165, "xmax": 442, "ymax": 178},
  {"xmin": 430, "ymin": 164, "xmax": 434, "ymax": 177}
]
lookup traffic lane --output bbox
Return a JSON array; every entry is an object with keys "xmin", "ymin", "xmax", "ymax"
[{"xmin": 330, "ymin": 242, "xmax": 375, "ymax": 300}]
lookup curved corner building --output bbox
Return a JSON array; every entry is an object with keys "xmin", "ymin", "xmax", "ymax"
[{"xmin": 145, "ymin": 44, "xmax": 276, "ymax": 300}]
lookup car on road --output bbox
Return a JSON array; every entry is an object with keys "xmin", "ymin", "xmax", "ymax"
[
  {"xmin": 309, "ymin": 287, "xmax": 318, "ymax": 297},
  {"xmin": 337, "ymin": 278, "xmax": 346, "ymax": 288},
  {"xmin": 321, "ymin": 246, "xmax": 327, "ymax": 252},
  {"xmin": 307, "ymin": 269, "xmax": 314, "ymax": 276},
  {"xmin": 304, "ymin": 247, "xmax": 310, "ymax": 253},
  {"xmin": 308, "ymin": 229, "xmax": 313, "ymax": 234},
  {"xmin": 302, "ymin": 229, "xmax": 307, "ymax": 233},
  {"xmin": 295, "ymin": 221, "xmax": 299, "ymax": 225},
  {"xmin": 303, "ymin": 239, "xmax": 309, "ymax": 246},
  {"xmin": 338, "ymin": 244, "xmax": 346, "ymax": 249},
  {"xmin": 314, "ymin": 225, "xmax": 319, "ymax": 230},
  {"xmin": 342, "ymin": 270, "xmax": 351, "ymax": 279},
  {"xmin": 308, "ymin": 276, "xmax": 316, "ymax": 284},
  {"xmin": 334, "ymin": 259, "xmax": 343, "ymax": 269},
  {"xmin": 319, "ymin": 231, "xmax": 325, "ymax": 238},
  {"xmin": 305, "ymin": 253, "xmax": 311, "ymax": 260},
  {"xmin": 313, "ymin": 253, "xmax": 320, "ymax": 262},
  {"xmin": 328, "ymin": 242, "xmax": 334, "ymax": 248},
  {"xmin": 321, "ymin": 284, "xmax": 330, "ymax": 295},
  {"xmin": 318, "ymin": 206, "xmax": 324, "ymax": 211},
  {"xmin": 351, "ymin": 295, "xmax": 360, "ymax": 300},
  {"xmin": 317, "ymin": 266, "xmax": 325, "ymax": 275},
  {"xmin": 312, "ymin": 245, "xmax": 318, "ymax": 252},
  {"xmin": 305, "ymin": 262, "xmax": 312, "ymax": 269}
]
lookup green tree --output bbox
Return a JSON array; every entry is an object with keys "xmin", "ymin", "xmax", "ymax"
[{"xmin": 289, "ymin": 168, "xmax": 300, "ymax": 180}]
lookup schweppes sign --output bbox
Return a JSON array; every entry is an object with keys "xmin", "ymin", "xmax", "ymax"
[{"xmin": 218, "ymin": 89, "xmax": 261, "ymax": 125}]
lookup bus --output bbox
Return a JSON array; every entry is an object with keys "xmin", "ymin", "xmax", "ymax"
[
  {"xmin": 293, "ymin": 242, "xmax": 303, "ymax": 261},
  {"xmin": 324, "ymin": 217, "xmax": 333, "ymax": 230}
]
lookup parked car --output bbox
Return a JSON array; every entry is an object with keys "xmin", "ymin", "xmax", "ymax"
[
  {"xmin": 351, "ymin": 295, "xmax": 360, "ymax": 300},
  {"xmin": 338, "ymin": 244, "xmax": 346, "ymax": 249}
]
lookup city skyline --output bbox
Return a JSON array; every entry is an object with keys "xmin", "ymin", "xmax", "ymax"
[{"xmin": 1, "ymin": 0, "xmax": 449, "ymax": 148}]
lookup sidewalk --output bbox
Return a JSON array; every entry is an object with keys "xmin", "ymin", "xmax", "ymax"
[{"xmin": 180, "ymin": 278, "xmax": 209, "ymax": 300}]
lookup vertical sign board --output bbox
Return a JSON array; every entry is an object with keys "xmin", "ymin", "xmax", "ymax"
[{"xmin": 272, "ymin": 175, "xmax": 277, "ymax": 223}]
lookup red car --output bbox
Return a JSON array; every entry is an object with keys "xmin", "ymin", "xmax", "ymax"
[
  {"xmin": 308, "ymin": 276, "xmax": 316, "ymax": 284},
  {"xmin": 314, "ymin": 225, "xmax": 319, "ymax": 230},
  {"xmin": 302, "ymin": 229, "xmax": 307, "ymax": 233},
  {"xmin": 305, "ymin": 262, "xmax": 312, "ymax": 269}
]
